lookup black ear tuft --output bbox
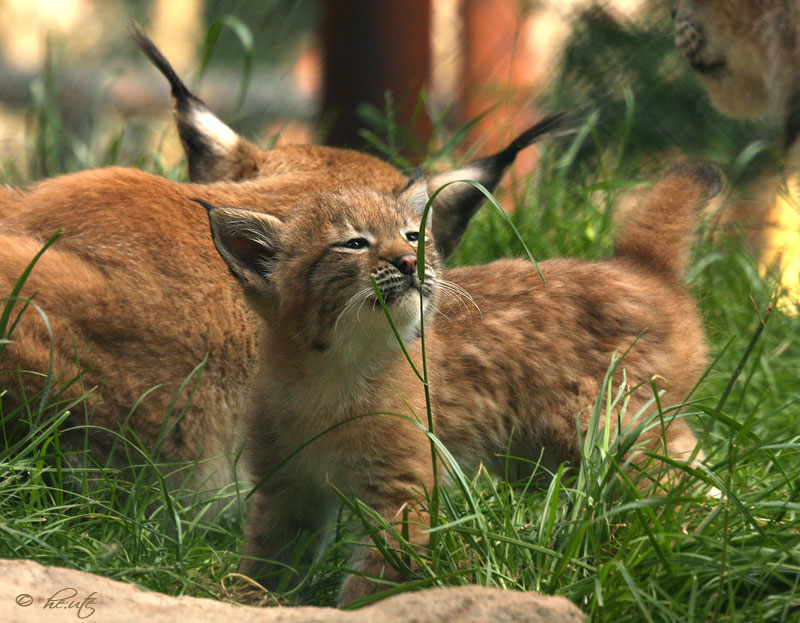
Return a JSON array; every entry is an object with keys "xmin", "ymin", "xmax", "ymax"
[
  {"xmin": 783, "ymin": 88, "xmax": 800, "ymax": 156},
  {"xmin": 133, "ymin": 26, "xmax": 260, "ymax": 183},
  {"xmin": 666, "ymin": 160, "xmax": 725, "ymax": 200},
  {"xmin": 427, "ymin": 112, "xmax": 567, "ymax": 257},
  {"xmin": 490, "ymin": 112, "xmax": 569, "ymax": 168},
  {"xmin": 131, "ymin": 24, "xmax": 197, "ymax": 106},
  {"xmin": 190, "ymin": 197, "xmax": 218, "ymax": 213}
]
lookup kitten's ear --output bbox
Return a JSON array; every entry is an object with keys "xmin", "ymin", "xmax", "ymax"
[
  {"xmin": 398, "ymin": 170, "xmax": 431, "ymax": 221},
  {"xmin": 427, "ymin": 112, "xmax": 566, "ymax": 257},
  {"xmin": 192, "ymin": 199, "xmax": 282, "ymax": 293},
  {"xmin": 132, "ymin": 26, "xmax": 261, "ymax": 183}
]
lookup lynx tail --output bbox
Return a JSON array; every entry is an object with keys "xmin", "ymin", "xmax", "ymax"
[{"xmin": 614, "ymin": 160, "xmax": 723, "ymax": 280}]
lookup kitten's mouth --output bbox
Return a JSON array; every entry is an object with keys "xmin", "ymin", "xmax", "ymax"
[{"xmin": 374, "ymin": 274, "xmax": 433, "ymax": 306}]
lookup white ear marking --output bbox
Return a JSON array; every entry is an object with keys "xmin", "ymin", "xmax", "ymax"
[
  {"xmin": 191, "ymin": 108, "xmax": 238, "ymax": 152},
  {"xmin": 428, "ymin": 164, "xmax": 487, "ymax": 191},
  {"xmin": 399, "ymin": 178, "xmax": 430, "ymax": 218}
]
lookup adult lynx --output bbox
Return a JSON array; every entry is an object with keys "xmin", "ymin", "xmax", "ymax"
[
  {"xmin": 673, "ymin": 0, "xmax": 800, "ymax": 154},
  {"xmin": 0, "ymin": 33, "xmax": 563, "ymax": 505},
  {"xmin": 203, "ymin": 160, "xmax": 722, "ymax": 604},
  {"xmin": 673, "ymin": 1, "xmax": 800, "ymax": 306}
]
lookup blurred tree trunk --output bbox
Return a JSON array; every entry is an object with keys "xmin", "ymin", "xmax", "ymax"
[
  {"xmin": 321, "ymin": 0, "xmax": 432, "ymax": 150},
  {"xmin": 460, "ymin": 0, "xmax": 537, "ymax": 147},
  {"xmin": 150, "ymin": 0, "xmax": 203, "ymax": 72}
]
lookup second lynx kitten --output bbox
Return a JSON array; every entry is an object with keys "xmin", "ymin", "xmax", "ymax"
[{"xmin": 200, "ymin": 160, "xmax": 721, "ymax": 604}]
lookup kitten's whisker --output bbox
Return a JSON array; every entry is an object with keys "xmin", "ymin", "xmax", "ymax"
[
  {"xmin": 427, "ymin": 299, "xmax": 453, "ymax": 321},
  {"xmin": 433, "ymin": 279, "xmax": 482, "ymax": 316},
  {"xmin": 443, "ymin": 280, "xmax": 480, "ymax": 314},
  {"xmin": 355, "ymin": 290, "xmax": 373, "ymax": 324},
  {"xmin": 430, "ymin": 285, "xmax": 463, "ymax": 315},
  {"xmin": 334, "ymin": 287, "xmax": 374, "ymax": 332}
]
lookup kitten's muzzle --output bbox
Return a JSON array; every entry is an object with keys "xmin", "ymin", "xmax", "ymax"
[{"xmin": 372, "ymin": 260, "xmax": 433, "ymax": 305}]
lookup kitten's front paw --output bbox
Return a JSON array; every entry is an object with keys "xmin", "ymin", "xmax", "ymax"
[
  {"xmin": 338, "ymin": 573, "xmax": 378, "ymax": 606},
  {"xmin": 338, "ymin": 550, "xmax": 406, "ymax": 606}
]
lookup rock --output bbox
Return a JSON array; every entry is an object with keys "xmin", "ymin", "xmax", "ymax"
[{"xmin": 0, "ymin": 558, "xmax": 584, "ymax": 623}]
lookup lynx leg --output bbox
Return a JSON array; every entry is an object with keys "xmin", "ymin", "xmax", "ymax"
[
  {"xmin": 659, "ymin": 416, "xmax": 721, "ymax": 498},
  {"xmin": 240, "ymin": 483, "xmax": 335, "ymax": 590},
  {"xmin": 338, "ymin": 498, "xmax": 431, "ymax": 606},
  {"xmin": 613, "ymin": 395, "xmax": 710, "ymax": 494},
  {"xmin": 338, "ymin": 442, "xmax": 436, "ymax": 606}
]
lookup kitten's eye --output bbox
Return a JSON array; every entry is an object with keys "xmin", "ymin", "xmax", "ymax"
[
  {"xmin": 406, "ymin": 231, "xmax": 419, "ymax": 243},
  {"xmin": 340, "ymin": 238, "xmax": 370, "ymax": 250}
]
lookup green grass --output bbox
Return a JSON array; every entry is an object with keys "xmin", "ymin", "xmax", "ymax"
[
  {"xmin": 2, "ymin": 121, "xmax": 799, "ymax": 620},
  {"xmin": 2, "ymin": 14, "xmax": 800, "ymax": 622}
]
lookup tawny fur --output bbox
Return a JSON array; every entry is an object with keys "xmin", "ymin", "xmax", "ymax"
[
  {"xmin": 129, "ymin": 27, "xmax": 565, "ymax": 257},
  {"xmin": 206, "ymin": 161, "xmax": 722, "ymax": 604},
  {"xmin": 0, "ymin": 164, "xmax": 407, "ymax": 501},
  {"xmin": 0, "ymin": 30, "xmax": 563, "ymax": 506},
  {"xmin": 0, "ymin": 136, "xmax": 558, "ymax": 507}
]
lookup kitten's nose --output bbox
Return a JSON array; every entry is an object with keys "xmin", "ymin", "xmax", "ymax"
[{"xmin": 391, "ymin": 254, "xmax": 417, "ymax": 275}]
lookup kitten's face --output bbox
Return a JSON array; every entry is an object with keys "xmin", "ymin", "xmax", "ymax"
[
  {"xmin": 205, "ymin": 182, "xmax": 441, "ymax": 357},
  {"xmin": 273, "ymin": 188, "xmax": 440, "ymax": 353}
]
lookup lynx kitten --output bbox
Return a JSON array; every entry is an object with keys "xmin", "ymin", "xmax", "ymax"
[{"xmin": 200, "ymin": 160, "xmax": 722, "ymax": 604}]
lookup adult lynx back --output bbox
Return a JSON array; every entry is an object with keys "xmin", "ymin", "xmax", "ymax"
[{"xmin": 0, "ymin": 33, "xmax": 564, "ymax": 506}]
